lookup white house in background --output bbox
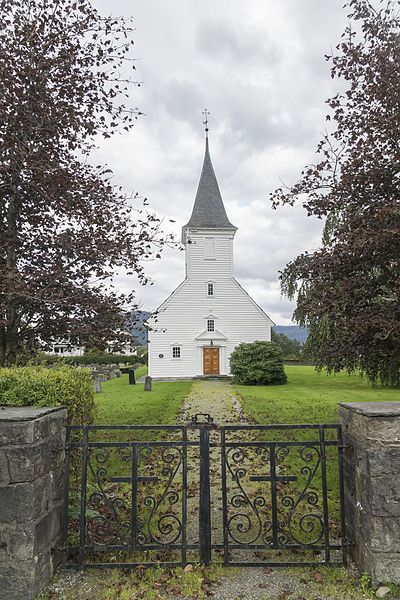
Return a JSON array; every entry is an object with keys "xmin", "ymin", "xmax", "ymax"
[
  {"xmin": 148, "ymin": 130, "xmax": 274, "ymax": 379},
  {"xmin": 48, "ymin": 340, "xmax": 139, "ymax": 357}
]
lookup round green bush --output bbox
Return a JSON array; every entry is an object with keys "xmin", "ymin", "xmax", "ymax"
[{"xmin": 230, "ymin": 341, "xmax": 288, "ymax": 385}]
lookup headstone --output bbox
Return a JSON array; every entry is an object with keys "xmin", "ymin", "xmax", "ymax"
[
  {"xmin": 115, "ymin": 370, "xmax": 121, "ymax": 378},
  {"xmin": 93, "ymin": 379, "xmax": 102, "ymax": 393},
  {"xmin": 128, "ymin": 368, "xmax": 136, "ymax": 385},
  {"xmin": 144, "ymin": 376, "xmax": 152, "ymax": 392}
]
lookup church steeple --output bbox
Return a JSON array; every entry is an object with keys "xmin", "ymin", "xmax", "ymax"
[{"xmin": 182, "ymin": 117, "xmax": 237, "ymax": 240}]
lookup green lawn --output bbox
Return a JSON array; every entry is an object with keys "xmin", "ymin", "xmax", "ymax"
[
  {"xmin": 133, "ymin": 364, "xmax": 148, "ymax": 381},
  {"xmin": 235, "ymin": 365, "xmax": 400, "ymax": 425},
  {"xmin": 94, "ymin": 369, "xmax": 192, "ymax": 426}
]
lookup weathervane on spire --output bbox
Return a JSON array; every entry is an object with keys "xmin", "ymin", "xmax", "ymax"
[{"xmin": 202, "ymin": 108, "xmax": 210, "ymax": 136}]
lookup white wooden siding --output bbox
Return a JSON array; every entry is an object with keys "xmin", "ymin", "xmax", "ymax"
[{"xmin": 149, "ymin": 231, "xmax": 273, "ymax": 379}]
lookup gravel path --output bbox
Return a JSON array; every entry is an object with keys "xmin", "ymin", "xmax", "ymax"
[
  {"xmin": 177, "ymin": 379, "xmax": 242, "ymax": 424},
  {"xmin": 176, "ymin": 380, "xmax": 357, "ymax": 600}
]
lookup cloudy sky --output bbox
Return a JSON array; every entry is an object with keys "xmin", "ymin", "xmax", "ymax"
[{"xmin": 93, "ymin": 0, "xmax": 349, "ymax": 325}]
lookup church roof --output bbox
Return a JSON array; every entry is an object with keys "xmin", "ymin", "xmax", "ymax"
[{"xmin": 183, "ymin": 137, "xmax": 237, "ymax": 231}]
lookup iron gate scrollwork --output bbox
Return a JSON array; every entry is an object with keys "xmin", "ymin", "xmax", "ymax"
[
  {"xmin": 62, "ymin": 417, "xmax": 347, "ymax": 568},
  {"xmin": 220, "ymin": 423, "xmax": 347, "ymax": 567}
]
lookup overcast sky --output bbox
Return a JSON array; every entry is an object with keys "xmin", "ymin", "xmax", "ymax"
[{"xmin": 92, "ymin": 0, "xmax": 349, "ymax": 325}]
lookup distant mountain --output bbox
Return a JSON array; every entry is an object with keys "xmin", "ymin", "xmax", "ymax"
[
  {"xmin": 125, "ymin": 310, "xmax": 151, "ymax": 346},
  {"xmin": 273, "ymin": 325, "xmax": 308, "ymax": 344}
]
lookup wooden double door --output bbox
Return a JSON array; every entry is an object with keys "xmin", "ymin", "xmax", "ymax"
[{"xmin": 203, "ymin": 347, "xmax": 220, "ymax": 375}]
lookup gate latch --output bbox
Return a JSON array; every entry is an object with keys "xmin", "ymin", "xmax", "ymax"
[{"xmin": 190, "ymin": 413, "xmax": 216, "ymax": 426}]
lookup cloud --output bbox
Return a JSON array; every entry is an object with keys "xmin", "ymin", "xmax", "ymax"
[
  {"xmin": 92, "ymin": 0, "xmax": 348, "ymax": 324},
  {"xmin": 195, "ymin": 17, "xmax": 279, "ymax": 66}
]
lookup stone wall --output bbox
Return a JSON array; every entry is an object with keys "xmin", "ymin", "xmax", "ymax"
[
  {"xmin": 340, "ymin": 402, "xmax": 400, "ymax": 584},
  {"xmin": 0, "ymin": 406, "xmax": 66, "ymax": 600}
]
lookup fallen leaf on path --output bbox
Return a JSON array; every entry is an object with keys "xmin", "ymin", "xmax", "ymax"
[{"xmin": 314, "ymin": 572, "xmax": 323, "ymax": 583}]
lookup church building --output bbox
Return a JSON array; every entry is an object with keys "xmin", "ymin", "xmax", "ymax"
[{"xmin": 148, "ymin": 126, "xmax": 274, "ymax": 379}]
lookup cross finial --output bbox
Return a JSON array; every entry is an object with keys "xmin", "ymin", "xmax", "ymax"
[{"xmin": 202, "ymin": 108, "xmax": 210, "ymax": 136}]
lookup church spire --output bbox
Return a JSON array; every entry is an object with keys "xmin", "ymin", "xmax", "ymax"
[{"xmin": 182, "ymin": 113, "xmax": 237, "ymax": 234}]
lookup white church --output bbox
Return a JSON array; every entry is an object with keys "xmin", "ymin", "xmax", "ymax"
[{"xmin": 148, "ymin": 127, "xmax": 274, "ymax": 379}]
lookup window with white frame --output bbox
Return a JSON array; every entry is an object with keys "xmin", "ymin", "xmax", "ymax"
[
  {"xmin": 207, "ymin": 319, "xmax": 215, "ymax": 332},
  {"xmin": 204, "ymin": 237, "xmax": 216, "ymax": 259},
  {"xmin": 172, "ymin": 346, "xmax": 181, "ymax": 359},
  {"xmin": 207, "ymin": 282, "xmax": 214, "ymax": 296}
]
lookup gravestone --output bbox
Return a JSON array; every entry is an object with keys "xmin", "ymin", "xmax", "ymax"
[
  {"xmin": 93, "ymin": 379, "xmax": 102, "ymax": 393},
  {"xmin": 144, "ymin": 376, "xmax": 152, "ymax": 391},
  {"xmin": 128, "ymin": 368, "xmax": 136, "ymax": 385}
]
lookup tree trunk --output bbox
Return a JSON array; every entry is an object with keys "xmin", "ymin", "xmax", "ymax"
[{"xmin": 4, "ymin": 179, "xmax": 19, "ymax": 365}]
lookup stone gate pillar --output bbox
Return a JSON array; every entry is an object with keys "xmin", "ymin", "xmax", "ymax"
[
  {"xmin": 340, "ymin": 402, "xmax": 400, "ymax": 584},
  {"xmin": 0, "ymin": 406, "xmax": 67, "ymax": 599}
]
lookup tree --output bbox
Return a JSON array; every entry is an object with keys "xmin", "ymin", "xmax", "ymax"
[
  {"xmin": 271, "ymin": 0, "xmax": 400, "ymax": 386},
  {"xmin": 271, "ymin": 330, "xmax": 303, "ymax": 360},
  {"xmin": 230, "ymin": 341, "xmax": 287, "ymax": 385},
  {"xmin": 0, "ymin": 0, "xmax": 170, "ymax": 365}
]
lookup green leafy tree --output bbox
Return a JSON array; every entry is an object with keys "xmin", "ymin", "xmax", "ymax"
[
  {"xmin": 271, "ymin": 0, "xmax": 400, "ymax": 386},
  {"xmin": 0, "ymin": 0, "xmax": 171, "ymax": 365},
  {"xmin": 230, "ymin": 341, "xmax": 287, "ymax": 385},
  {"xmin": 271, "ymin": 331, "xmax": 303, "ymax": 359}
]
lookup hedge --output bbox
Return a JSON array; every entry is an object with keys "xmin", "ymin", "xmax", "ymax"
[{"xmin": 0, "ymin": 366, "xmax": 95, "ymax": 425}]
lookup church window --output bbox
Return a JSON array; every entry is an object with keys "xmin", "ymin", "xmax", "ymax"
[
  {"xmin": 207, "ymin": 319, "xmax": 215, "ymax": 332},
  {"xmin": 204, "ymin": 237, "xmax": 216, "ymax": 259},
  {"xmin": 207, "ymin": 282, "xmax": 214, "ymax": 296},
  {"xmin": 172, "ymin": 346, "xmax": 181, "ymax": 359}
]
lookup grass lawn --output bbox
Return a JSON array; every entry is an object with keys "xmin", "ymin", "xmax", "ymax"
[
  {"xmin": 94, "ymin": 368, "xmax": 192, "ymax": 426},
  {"xmin": 133, "ymin": 364, "xmax": 148, "ymax": 380},
  {"xmin": 235, "ymin": 365, "xmax": 400, "ymax": 425}
]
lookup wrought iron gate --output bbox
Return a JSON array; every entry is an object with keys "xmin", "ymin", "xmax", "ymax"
[{"xmin": 62, "ymin": 414, "xmax": 347, "ymax": 568}]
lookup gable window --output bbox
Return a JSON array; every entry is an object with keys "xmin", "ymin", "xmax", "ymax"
[
  {"xmin": 207, "ymin": 282, "xmax": 214, "ymax": 296},
  {"xmin": 207, "ymin": 319, "xmax": 215, "ymax": 332},
  {"xmin": 204, "ymin": 237, "xmax": 216, "ymax": 259},
  {"xmin": 172, "ymin": 346, "xmax": 181, "ymax": 359}
]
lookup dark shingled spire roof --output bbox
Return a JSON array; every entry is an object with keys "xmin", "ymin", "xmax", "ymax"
[{"xmin": 183, "ymin": 137, "xmax": 237, "ymax": 231}]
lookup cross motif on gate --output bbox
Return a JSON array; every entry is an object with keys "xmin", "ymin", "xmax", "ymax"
[{"xmin": 249, "ymin": 446, "xmax": 297, "ymax": 548}]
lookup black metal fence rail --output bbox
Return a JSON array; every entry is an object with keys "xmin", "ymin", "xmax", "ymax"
[{"xmin": 62, "ymin": 415, "xmax": 347, "ymax": 568}]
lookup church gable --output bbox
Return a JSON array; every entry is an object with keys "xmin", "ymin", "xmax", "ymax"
[{"xmin": 232, "ymin": 278, "xmax": 275, "ymax": 326}]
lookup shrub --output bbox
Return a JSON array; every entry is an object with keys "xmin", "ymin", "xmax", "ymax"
[
  {"xmin": 0, "ymin": 366, "xmax": 95, "ymax": 424},
  {"xmin": 230, "ymin": 341, "xmax": 288, "ymax": 385}
]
